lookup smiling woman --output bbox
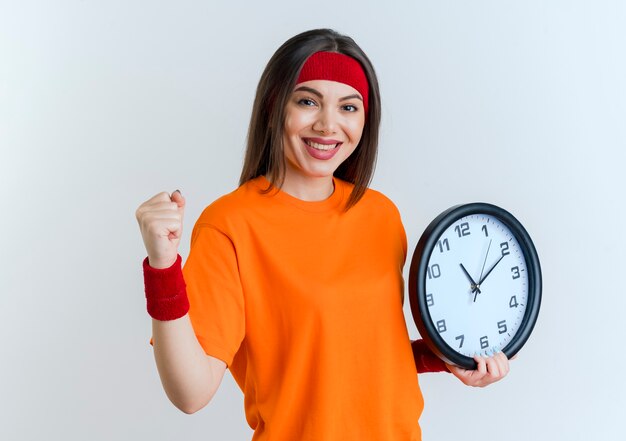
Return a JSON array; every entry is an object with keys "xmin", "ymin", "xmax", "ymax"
[
  {"xmin": 281, "ymin": 79, "xmax": 365, "ymax": 200},
  {"xmin": 240, "ymin": 31, "xmax": 380, "ymax": 210},
  {"xmin": 135, "ymin": 28, "xmax": 509, "ymax": 441}
]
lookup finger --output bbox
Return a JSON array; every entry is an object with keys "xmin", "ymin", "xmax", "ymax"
[
  {"xmin": 145, "ymin": 218, "xmax": 182, "ymax": 236},
  {"xmin": 142, "ymin": 209, "xmax": 183, "ymax": 220},
  {"xmin": 165, "ymin": 220, "xmax": 183, "ymax": 239},
  {"xmin": 147, "ymin": 201, "xmax": 180, "ymax": 211},
  {"xmin": 496, "ymin": 352, "xmax": 510, "ymax": 377},
  {"xmin": 145, "ymin": 191, "xmax": 173, "ymax": 205},
  {"xmin": 136, "ymin": 194, "xmax": 171, "ymax": 221},
  {"xmin": 137, "ymin": 201, "xmax": 180, "ymax": 218},
  {"xmin": 139, "ymin": 210, "xmax": 183, "ymax": 230},
  {"xmin": 446, "ymin": 364, "xmax": 465, "ymax": 378},
  {"xmin": 447, "ymin": 365, "xmax": 475, "ymax": 386},
  {"xmin": 469, "ymin": 356, "xmax": 488, "ymax": 386},
  {"xmin": 474, "ymin": 356, "xmax": 487, "ymax": 376},
  {"xmin": 171, "ymin": 189, "xmax": 186, "ymax": 208},
  {"xmin": 485, "ymin": 356, "xmax": 500, "ymax": 380},
  {"xmin": 445, "ymin": 362, "xmax": 456, "ymax": 373}
]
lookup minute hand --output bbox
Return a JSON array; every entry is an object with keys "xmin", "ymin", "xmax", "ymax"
[{"xmin": 476, "ymin": 254, "xmax": 505, "ymax": 287}]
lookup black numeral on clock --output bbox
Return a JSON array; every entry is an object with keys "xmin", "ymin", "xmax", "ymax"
[
  {"xmin": 436, "ymin": 320, "xmax": 447, "ymax": 333},
  {"xmin": 500, "ymin": 241, "xmax": 510, "ymax": 257},
  {"xmin": 426, "ymin": 293, "xmax": 434, "ymax": 307},
  {"xmin": 455, "ymin": 334, "xmax": 465, "ymax": 348},
  {"xmin": 480, "ymin": 336, "xmax": 489, "ymax": 349},
  {"xmin": 426, "ymin": 294, "xmax": 435, "ymax": 308},
  {"xmin": 482, "ymin": 225, "xmax": 489, "ymax": 237},
  {"xmin": 509, "ymin": 295, "xmax": 519, "ymax": 308},
  {"xmin": 455, "ymin": 222, "xmax": 470, "ymax": 237},
  {"xmin": 427, "ymin": 264, "xmax": 441, "ymax": 279},
  {"xmin": 437, "ymin": 238, "xmax": 450, "ymax": 253},
  {"xmin": 497, "ymin": 320, "xmax": 507, "ymax": 334},
  {"xmin": 511, "ymin": 266, "xmax": 520, "ymax": 279}
]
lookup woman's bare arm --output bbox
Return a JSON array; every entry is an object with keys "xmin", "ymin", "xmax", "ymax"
[
  {"xmin": 152, "ymin": 314, "xmax": 227, "ymax": 414},
  {"xmin": 136, "ymin": 190, "xmax": 227, "ymax": 413}
]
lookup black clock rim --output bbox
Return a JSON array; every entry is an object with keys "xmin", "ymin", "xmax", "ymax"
[{"xmin": 408, "ymin": 202, "xmax": 542, "ymax": 370}]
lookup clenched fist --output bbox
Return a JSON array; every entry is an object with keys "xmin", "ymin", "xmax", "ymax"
[{"xmin": 135, "ymin": 190, "xmax": 186, "ymax": 269}]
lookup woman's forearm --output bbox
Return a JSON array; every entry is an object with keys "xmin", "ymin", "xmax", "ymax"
[{"xmin": 152, "ymin": 314, "xmax": 226, "ymax": 414}]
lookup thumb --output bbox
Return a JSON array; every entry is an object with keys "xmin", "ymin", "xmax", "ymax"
[
  {"xmin": 171, "ymin": 189, "xmax": 185, "ymax": 208},
  {"xmin": 446, "ymin": 363, "xmax": 463, "ymax": 375}
]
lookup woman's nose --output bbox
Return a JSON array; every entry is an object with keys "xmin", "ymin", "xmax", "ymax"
[{"xmin": 312, "ymin": 108, "xmax": 338, "ymax": 135}]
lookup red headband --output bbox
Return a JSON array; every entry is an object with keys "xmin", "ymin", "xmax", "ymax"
[{"xmin": 296, "ymin": 51, "xmax": 369, "ymax": 114}]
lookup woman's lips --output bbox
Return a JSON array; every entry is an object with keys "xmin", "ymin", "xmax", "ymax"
[{"xmin": 302, "ymin": 137, "xmax": 342, "ymax": 160}]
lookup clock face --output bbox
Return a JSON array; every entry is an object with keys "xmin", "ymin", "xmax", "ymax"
[
  {"xmin": 409, "ymin": 203, "xmax": 542, "ymax": 369},
  {"xmin": 425, "ymin": 214, "xmax": 529, "ymax": 358}
]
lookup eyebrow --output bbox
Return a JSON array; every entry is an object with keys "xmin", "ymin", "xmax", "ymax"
[{"xmin": 293, "ymin": 86, "xmax": 363, "ymax": 102}]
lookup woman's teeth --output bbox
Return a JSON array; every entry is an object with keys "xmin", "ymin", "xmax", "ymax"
[{"xmin": 305, "ymin": 140, "xmax": 339, "ymax": 151}]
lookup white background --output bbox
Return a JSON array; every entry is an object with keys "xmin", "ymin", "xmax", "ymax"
[{"xmin": 1, "ymin": 1, "xmax": 624, "ymax": 440}]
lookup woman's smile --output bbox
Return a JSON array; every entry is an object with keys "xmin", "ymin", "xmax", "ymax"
[
  {"xmin": 302, "ymin": 137, "xmax": 343, "ymax": 160},
  {"xmin": 303, "ymin": 137, "xmax": 341, "ymax": 151}
]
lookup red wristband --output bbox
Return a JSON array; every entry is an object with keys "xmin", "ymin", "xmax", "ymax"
[
  {"xmin": 411, "ymin": 339, "xmax": 451, "ymax": 374},
  {"xmin": 142, "ymin": 254, "xmax": 189, "ymax": 321}
]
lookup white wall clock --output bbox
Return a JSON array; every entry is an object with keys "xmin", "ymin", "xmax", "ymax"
[{"xmin": 409, "ymin": 203, "xmax": 542, "ymax": 369}]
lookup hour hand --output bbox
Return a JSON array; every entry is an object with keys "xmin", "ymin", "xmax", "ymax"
[{"xmin": 459, "ymin": 263, "xmax": 480, "ymax": 294}]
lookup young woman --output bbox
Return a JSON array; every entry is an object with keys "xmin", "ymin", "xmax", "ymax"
[{"xmin": 136, "ymin": 28, "xmax": 509, "ymax": 440}]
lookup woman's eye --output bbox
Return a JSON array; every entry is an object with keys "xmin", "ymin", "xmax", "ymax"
[
  {"xmin": 342, "ymin": 104, "xmax": 358, "ymax": 112},
  {"xmin": 298, "ymin": 98, "xmax": 317, "ymax": 107}
]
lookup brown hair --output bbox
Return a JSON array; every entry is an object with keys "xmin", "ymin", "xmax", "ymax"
[{"xmin": 239, "ymin": 29, "xmax": 381, "ymax": 210}]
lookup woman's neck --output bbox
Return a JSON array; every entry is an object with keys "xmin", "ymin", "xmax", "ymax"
[{"xmin": 273, "ymin": 173, "xmax": 335, "ymax": 201}]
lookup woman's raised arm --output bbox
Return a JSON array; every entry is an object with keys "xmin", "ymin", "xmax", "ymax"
[{"xmin": 136, "ymin": 191, "xmax": 226, "ymax": 413}]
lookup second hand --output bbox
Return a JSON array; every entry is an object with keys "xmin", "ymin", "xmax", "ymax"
[{"xmin": 475, "ymin": 239, "xmax": 492, "ymax": 302}]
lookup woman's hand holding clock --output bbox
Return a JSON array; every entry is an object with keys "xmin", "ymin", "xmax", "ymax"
[{"xmin": 446, "ymin": 352, "xmax": 511, "ymax": 387}]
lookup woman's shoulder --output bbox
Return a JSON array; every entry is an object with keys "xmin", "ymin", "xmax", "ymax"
[
  {"xmin": 193, "ymin": 178, "xmax": 264, "ymax": 229},
  {"xmin": 341, "ymin": 180, "xmax": 400, "ymax": 215},
  {"xmin": 364, "ymin": 187, "xmax": 398, "ymax": 208}
]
